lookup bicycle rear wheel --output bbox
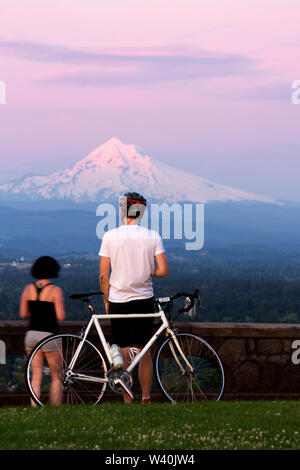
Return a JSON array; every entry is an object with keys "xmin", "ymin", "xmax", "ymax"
[
  {"xmin": 155, "ymin": 333, "xmax": 225, "ymax": 402},
  {"xmin": 25, "ymin": 334, "xmax": 108, "ymax": 406}
]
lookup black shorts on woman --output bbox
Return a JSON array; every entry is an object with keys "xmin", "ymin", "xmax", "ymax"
[{"xmin": 109, "ymin": 297, "xmax": 154, "ymax": 348}]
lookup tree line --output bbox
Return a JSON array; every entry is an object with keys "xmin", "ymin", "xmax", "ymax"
[{"xmin": 0, "ymin": 257, "xmax": 299, "ymax": 324}]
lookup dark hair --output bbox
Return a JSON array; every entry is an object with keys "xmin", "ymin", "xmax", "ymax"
[
  {"xmin": 31, "ymin": 256, "xmax": 60, "ymax": 279},
  {"xmin": 119, "ymin": 192, "xmax": 147, "ymax": 219}
]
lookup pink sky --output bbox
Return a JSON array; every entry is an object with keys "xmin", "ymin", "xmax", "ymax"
[{"xmin": 0, "ymin": 0, "xmax": 300, "ymax": 201}]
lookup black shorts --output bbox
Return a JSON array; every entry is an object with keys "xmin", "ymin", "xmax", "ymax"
[{"xmin": 109, "ymin": 297, "xmax": 154, "ymax": 348}]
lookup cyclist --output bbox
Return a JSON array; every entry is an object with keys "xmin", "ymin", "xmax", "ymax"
[{"xmin": 99, "ymin": 192, "xmax": 168, "ymax": 403}]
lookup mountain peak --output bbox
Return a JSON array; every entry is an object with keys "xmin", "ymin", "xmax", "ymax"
[
  {"xmin": 101, "ymin": 137, "xmax": 146, "ymax": 157},
  {"xmin": 102, "ymin": 137, "xmax": 124, "ymax": 149},
  {"xmin": 0, "ymin": 139, "xmax": 277, "ymax": 204},
  {"xmin": 107, "ymin": 136, "xmax": 123, "ymax": 144},
  {"xmin": 86, "ymin": 137, "xmax": 125, "ymax": 160},
  {"xmin": 81, "ymin": 137, "xmax": 149, "ymax": 169}
]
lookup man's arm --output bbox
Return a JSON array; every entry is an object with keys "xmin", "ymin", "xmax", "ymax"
[
  {"xmin": 153, "ymin": 253, "xmax": 168, "ymax": 277},
  {"xmin": 99, "ymin": 256, "xmax": 111, "ymax": 314}
]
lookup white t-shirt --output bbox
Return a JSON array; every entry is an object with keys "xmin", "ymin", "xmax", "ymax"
[{"xmin": 99, "ymin": 224, "xmax": 165, "ymax": 303}]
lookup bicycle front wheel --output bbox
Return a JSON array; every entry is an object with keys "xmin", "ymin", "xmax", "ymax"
[
  {"xmin": 155, "ymin": 333, "xmax": 225, "ymax": 402},
  {"xmin": 25, "ymin": 334, "xmax": 108, "ymax": 406}
]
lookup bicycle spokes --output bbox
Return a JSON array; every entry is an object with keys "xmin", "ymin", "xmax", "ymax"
[{"xmin": 155, "ymin": 333, "xmax": 225, "ymax": 402}]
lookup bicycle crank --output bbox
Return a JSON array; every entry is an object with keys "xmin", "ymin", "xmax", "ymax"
[{"xmin": 108, "ymin": 370, "xmax": 134, "ymax": 398}]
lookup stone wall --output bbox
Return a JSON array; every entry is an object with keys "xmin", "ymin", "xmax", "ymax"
[
  {"xmin": 1, "ymin": 320, "xmax": 300, "ymax": 405},
  {"xmin": 184, "ymin": 322, "xmax": 300, "ymax": 399}
]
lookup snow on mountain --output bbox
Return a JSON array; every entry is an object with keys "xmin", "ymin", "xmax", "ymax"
[{"xmin": 0, "ymin": 137, "xmax": 276, "ymax": 204}]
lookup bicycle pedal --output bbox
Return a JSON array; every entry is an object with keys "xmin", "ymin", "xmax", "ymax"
[{"xmin": 115, "ymin": 378, "xmax": 134, "ymax": 400}]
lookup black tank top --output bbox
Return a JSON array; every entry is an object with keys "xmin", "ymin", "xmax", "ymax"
[{"xmin": 27, "ymin": 283, "xmax": 59, "ymax": 334}]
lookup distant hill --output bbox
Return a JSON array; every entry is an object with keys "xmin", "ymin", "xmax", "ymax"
[{"xmin": 1, "ymin": 201, "xmax": 299, "ymax": 260}]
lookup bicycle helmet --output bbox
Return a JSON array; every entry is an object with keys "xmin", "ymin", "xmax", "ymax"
[{"xmin": 119, "ymin": 192, "xmax": 147, "ymax": 219}]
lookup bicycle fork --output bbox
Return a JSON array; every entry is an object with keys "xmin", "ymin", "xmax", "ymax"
[
  {"xmin": 167, "ymin": 329, "xmax": 195, "ymax": 375},
  {"xmin": 167, "ymin": 331, "xmax": 206, "ymax": 402}
]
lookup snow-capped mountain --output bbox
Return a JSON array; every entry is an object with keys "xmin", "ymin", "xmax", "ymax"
[{"xmin": 0, "ymin": 137, "xmax": 276, "ymax": 204}]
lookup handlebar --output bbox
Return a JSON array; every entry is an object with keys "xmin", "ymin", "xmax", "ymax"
[
  {"xmin": 156, "ymin": 289, "xmax": 202, "ymax": 313},
  {"xmin": 69, "ymin": 289, "xmax": 202, "ymax": 314}
]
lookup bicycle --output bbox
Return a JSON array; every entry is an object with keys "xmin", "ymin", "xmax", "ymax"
[{"xmin": 25, "ymin": 289, "xmax": 225, "ymax": 405}]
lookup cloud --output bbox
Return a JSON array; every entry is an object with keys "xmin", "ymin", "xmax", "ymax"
[
  {"xmin": 243, "ymin": 83, "xmax": 293, "ymax": 102},
  {"xmin": 0, "ymin": 39, "xmax": 101, "ymax": 64},
  {"xmin": 0, "ymin": 38, "xmax": 256, "ymax": 86}
]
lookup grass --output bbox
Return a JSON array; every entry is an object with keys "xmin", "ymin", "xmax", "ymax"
[{"xmin": 0, "ymin": 401, "xmax": 299, "ymax": 450}]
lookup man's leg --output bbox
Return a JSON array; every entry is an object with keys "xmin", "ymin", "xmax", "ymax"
[
  {"xmin": 138, "ymin": 349, "xmax": 153, "ymax": 402},
  {"xmin": 121, "ymin": 346, "xmax": 133, "ymax": 403},
  {"xmin": 121, "ymin": 346, "xmax": 153, "ymax": 402}
]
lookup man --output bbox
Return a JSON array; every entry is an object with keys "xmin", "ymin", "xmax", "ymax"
[{"xmin": 99, "ymin": 192, "xmax": 168, "ymax": 403}]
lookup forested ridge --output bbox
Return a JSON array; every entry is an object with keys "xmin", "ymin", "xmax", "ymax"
[{"xmin": 1, "ymin": 251, "xmax": 299, "ymax": 324}]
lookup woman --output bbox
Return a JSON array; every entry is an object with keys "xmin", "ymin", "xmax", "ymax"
[{"xmin": 20, "ymin": 256, "xmax": 65, "ymax": 406}]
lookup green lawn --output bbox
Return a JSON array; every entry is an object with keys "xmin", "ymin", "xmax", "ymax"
[{"xmin": 0, "ymin": 401, "xmax": 299, "ymax": 450}]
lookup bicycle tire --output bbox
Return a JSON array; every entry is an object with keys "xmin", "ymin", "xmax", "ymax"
[
  {"xmin": 25, "ymin": 334, "xmax": 108, "ymax": 406},
  {"xmin": 155, "ymin": 333, "xmax": 225, "ymax": 402}
]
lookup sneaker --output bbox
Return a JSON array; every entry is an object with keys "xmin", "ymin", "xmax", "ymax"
[{"xmin": 129, "ymin": 347, "xmax": 140, "ymax": 364}]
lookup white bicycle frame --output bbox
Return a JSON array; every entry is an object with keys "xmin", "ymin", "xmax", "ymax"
[{"xmin": 67, "ymin": 308, "xmax": 194, "ymax": 386}]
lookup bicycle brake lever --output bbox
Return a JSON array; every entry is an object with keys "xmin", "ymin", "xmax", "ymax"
[
  {"xmin": 194, "ymin": 289, "xmax": 204, "ymax": 309},
  {"xmin": 179, "ymin": 296, "xmax": 195, "ymax": 313}
]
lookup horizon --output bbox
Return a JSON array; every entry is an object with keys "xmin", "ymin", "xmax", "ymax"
[{"xmin": 0, "ymin": 1, "xmax": 300, "ymax": 202}]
